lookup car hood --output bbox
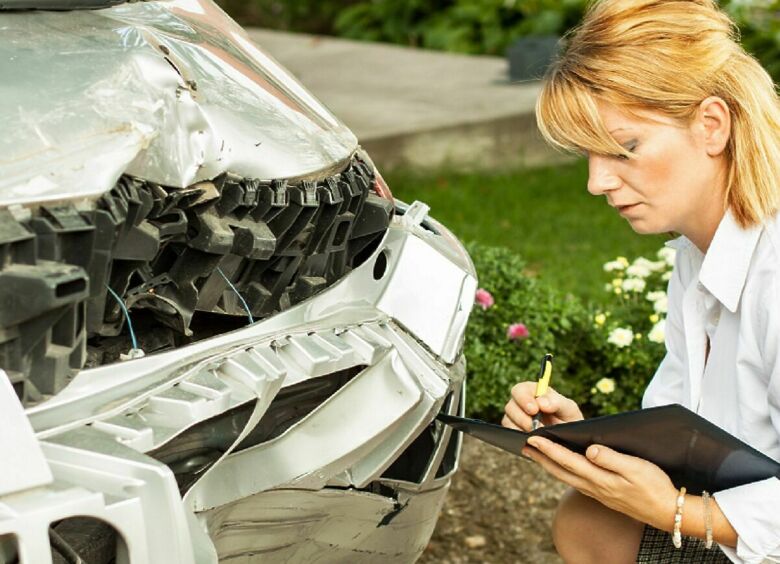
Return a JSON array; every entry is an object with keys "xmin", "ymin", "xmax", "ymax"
[{"xmin": 0, "ymin": 0, "xmax": 357, "ymax": 207}]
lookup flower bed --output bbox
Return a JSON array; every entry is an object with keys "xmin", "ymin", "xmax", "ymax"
[{"xmin": 465, "ymin": 241, "xmax": 673, "ymax": 420}]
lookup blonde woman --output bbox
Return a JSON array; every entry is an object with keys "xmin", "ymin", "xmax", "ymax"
[{"xmin": 501, "ymin": 0, "xmax": 780, "ymax": 562}]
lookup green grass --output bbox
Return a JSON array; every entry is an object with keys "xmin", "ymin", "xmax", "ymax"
[{"xmin": 386, "ymin": 159, "xmax": 668, "ymax": 304}]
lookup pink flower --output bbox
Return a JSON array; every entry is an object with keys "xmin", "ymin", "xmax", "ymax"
[
  {"xmin": 475, "ymin": 288, "xmax": 494, "ymax": 310},
  {"xmin": 507, "ymin": 323, "xmax": 530, "ymax": 340}
]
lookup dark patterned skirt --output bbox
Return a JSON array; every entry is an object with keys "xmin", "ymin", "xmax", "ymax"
[{"xmin": 635, "ymin": 525, "xmax": 732, "ymax": 563}]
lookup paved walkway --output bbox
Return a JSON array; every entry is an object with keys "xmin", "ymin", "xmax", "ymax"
[{"xmin": 247, "ymin": 29, "xmax": 564, "ymax": 171}]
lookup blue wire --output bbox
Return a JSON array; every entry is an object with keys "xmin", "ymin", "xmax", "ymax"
[
  {"xmin": 106, "ymin": 285, "xmax": 139, "ymax": 350},
  {"xmin": 217, "ymin": 267, "xmax": 254, "ymax": 324}
]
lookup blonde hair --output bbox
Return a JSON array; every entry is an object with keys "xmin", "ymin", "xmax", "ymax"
[{"xmin": 536, "ymin": 0, "xmax": 780, "ymax": 227}]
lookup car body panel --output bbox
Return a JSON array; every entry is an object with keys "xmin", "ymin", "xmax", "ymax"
[{"xmin": 0, "ymin": 0, "xmax": 356, "ymax": 207}]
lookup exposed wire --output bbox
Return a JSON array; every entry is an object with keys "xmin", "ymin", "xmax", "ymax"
[
  {"xmin": 105, "ymin": 285, "xmax": 139, "ymax": 351},
  {"xmin": 217, "ymin": 267, "xmax": 254, "ymax": 324},
  {"xmin": 49, "ymin": 527, "xmax": 84, "ymax": 564}
]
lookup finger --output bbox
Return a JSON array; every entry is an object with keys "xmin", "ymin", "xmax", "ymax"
[
  {"xmin": 586, "ymin": 444, "xmax": 646, "ymax": 477},
  {"xmin": 522, "ymin": 444, "xmax": 590, "ymax": 491},
  {"xmin": 537, "ymin": 388, "xmax": 572, "ymax": 416},
  {"xmin": 504, "ymin": 399, "xmax": 533, "ymax": 431},
  {"xmin": 510, "ymin": 382, "xmax": 540, "ymax": 417},
  {"xmin": 501, "ymin": 414, "xmax": 521, "ymax": 431},
  {"xmin": 512, "ymin": 383, "xmax": 565, "ymax": 418},
  {"xmin": 527, "ymin": 436, "xmax": 614, "ymax": 482}
]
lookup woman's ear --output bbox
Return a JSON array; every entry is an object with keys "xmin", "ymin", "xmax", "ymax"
[{"xmin": 697, "ymin": 96, "xmax": 731, "ymax": 157}]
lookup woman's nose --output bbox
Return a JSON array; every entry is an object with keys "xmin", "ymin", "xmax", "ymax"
[{"xmin": 587, "ymin": 156, "xmax": 622, "ymax": 195}]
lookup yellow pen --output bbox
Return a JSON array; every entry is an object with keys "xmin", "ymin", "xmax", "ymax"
[{"xmin": 532, "ymin": 353, "xmax": 554, "ymax": 430}]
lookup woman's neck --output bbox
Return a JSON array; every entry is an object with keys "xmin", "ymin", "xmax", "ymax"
[{"xmin": 683, "ymin": 200, "xmax": 727, "ymax": 255}]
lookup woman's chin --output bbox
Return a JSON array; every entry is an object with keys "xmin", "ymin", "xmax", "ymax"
[{"xmin": 626, "ymin": 218, "xmax": 664, "ymax": 235}]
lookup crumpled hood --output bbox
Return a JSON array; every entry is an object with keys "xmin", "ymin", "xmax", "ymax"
[{"xmin": 0, "ymin": 0, "xmax": 357, "ymax": 207}]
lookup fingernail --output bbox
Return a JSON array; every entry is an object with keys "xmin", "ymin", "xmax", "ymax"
[
  {"xmin": 587, "ymin": 446, "xmax": 599, "ymax": 459},
  {"xmin": 526, "ymin": 402, "xmax": 536, "ymax": 412},
  {"xmin": 527, "ymin": 437, "xmax": 539, "ymax": 448},
  {"xmin": 538, "ymin": 397, "xmax": 549, "ymax": 409},
  {"xmin": 521, "ymin": 448, "xmax": 533, "ymax": 460}
]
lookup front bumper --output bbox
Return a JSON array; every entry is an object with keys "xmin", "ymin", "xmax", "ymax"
[{"xmin": 0, "ymin": 206, "xmax": 476, "ymax": 563}]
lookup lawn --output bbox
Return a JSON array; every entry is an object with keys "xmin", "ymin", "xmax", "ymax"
[{"xmin": 387, "ymin": 159, "xmax": 668, "ymax": 304}]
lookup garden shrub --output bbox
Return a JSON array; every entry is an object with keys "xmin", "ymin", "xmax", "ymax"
[
  {"xmin": 726, "ymin": 0, "xmax": 780, "ymax": 82},
  {"xmin": 333, "ymin": 0, "xmax": 584, "ymax": 55},
  {"xmin": 221, "ymin": 0, "xmax": 780, "ymax": 85},
  {"xmin": 464, "ymin": 241, "xmax": 592, "ymax": 420},
  {"xmin": 465, "ymin": 241, "xmax": 673, "ymax": 421},
  {"xmin": 577, "ymin": 250, "xmax": 673, "ymax": 415}
]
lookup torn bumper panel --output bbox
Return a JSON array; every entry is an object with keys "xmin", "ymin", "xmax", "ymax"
[{"xmin": 1, "ymin": 213, "xmax": 475, "ymax": 563}]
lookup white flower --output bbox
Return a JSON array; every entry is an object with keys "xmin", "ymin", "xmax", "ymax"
[
  {"xmin": 657, "ymin": 247, "xmax": 677, "ymax": 266},
  {"xmin": 595, "ymin": 377, "xmax": 616, "ymax": 394},
  {"xmin": 661, "ymin": 271, "xmax": 672, "ymax": 281},
  {"xmin": 603, "ymin": 260, "xmax": 627, "ymax": 272},
  {"xmin": 648, "ymin": 320, "xmax": 666, "ymax": 343},
  {"xmin": 646, "ymin": 291, "xmax": 666, "ymax": 303},
  {"xmin": 622, "ymin": 278, "xmax": 646, "ymax": 292},
  {"xmin": 608, "ymin": 327, "xmax": 634, "ymax": 348},
  {"xmin": 626, "ymin": 264, "xmax": 652, "ymax": 279},
  {"xmin": 633, "ymin": 257, "xmax": 667, "ymax": 272},
  {"xmin": 653, "ymin": 296, "xmax": 669, "ymax": 314}
]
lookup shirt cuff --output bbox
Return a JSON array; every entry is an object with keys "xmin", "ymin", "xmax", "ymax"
[{"xmin": 714, "ymin": 477, "xmax": 780, "ymax": 563}]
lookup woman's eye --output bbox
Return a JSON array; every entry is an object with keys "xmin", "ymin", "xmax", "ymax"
[{"xmin": 615, "ymin": 140, "xmax": 638, "ymax": 160}]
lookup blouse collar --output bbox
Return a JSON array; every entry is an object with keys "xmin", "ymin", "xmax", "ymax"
[{"xmin": 669, "ymin": 209, "xmax": 763, "ymax": 312}]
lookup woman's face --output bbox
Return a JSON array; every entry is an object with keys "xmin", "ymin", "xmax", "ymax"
[{"xmin": 588, "ymin": 102, "xmax": 728, "ymax": 246}]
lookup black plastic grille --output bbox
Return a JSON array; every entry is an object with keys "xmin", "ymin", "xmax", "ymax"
[{"xmin": 0, "ymin": 154, "xmax": 393, "ymax": 403}]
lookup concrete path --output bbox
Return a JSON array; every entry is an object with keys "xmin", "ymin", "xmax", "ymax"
[{"xmin": 247, "ymin": 29, "xmax": 564, "ymax": 171}]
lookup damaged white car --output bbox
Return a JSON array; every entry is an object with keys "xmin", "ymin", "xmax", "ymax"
[{"xmin": 0, "ymin": 0, "xmax": 477, "ymax": 562}]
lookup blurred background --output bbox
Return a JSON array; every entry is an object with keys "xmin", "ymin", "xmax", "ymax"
[
  {"xmin": 220, "ymin": 0, "xmax": 779, "ymax": 74},
  {"xmin": 222, "ymin": 2, "xmax": 780, "ymax": 561}
]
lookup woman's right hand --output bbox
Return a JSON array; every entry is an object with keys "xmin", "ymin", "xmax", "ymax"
[{"xmin": 502, "ymin": 382, "xmax": 584, "ymax": 431}]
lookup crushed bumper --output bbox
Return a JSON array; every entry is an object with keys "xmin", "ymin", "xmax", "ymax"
[{"xmin": 0, "ymin": 208, "xmax": 476, "ymax": 563}]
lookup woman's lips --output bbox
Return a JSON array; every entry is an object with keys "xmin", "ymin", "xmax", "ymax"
[{"xmin": 616, "ymin": 203, "xmax": 641, "ymax": 216}]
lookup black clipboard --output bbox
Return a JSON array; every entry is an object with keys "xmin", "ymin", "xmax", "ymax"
[{"xmin": 438, "ymin": 404, "xmax": 780, "ymax": 494}]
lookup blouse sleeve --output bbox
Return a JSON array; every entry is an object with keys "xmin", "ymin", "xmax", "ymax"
[
  {"xmin": 642, "ymin": 254, "xmax": 687, "ymax": 409},
  {"xmin": 714, "ymin": 478, "xmax": 780, "ymax": 563},
  {"xmin": 713, "ymin": 271, "xmax": 780, "ymax": 563}
]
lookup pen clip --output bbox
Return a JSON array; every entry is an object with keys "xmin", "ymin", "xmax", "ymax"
[{"xmin": 535, "ymin": 354, "xmax": 554, "ymax": 398}]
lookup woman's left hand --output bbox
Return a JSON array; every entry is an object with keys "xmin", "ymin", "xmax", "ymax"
[{"xmin": 523, "ymin": 436, "xmax": 678, "ymax": 531}]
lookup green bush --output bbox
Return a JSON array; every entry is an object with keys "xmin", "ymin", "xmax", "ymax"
[
  {"xmin": 465, "ymin": 242, "xmax": 671, "ymax": 421},
  {"xmin": 333, "ymin": 0, "xmax": 585, "ymax": 55},
  {"xmin": 221, "ymin": 0, "xmax": 779, "ymax": 85},
  {"xmin": 464, "ymin": 241, "xmax": 590, "ymax": 420},
  {"xmin": 579, "ymin": 251, "xmax": 673, "ymax": 415},
  {"xmin": 726, "ymin": 0, "xmax": 780, "ymax": 81}
]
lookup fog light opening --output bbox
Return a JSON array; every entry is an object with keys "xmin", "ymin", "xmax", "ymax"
[{"xmin": 373, "ymin": 250, "xmax": 389, "ymax": 281}]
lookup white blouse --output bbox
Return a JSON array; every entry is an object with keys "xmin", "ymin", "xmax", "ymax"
[{"xmin": 643, "ymin": 209, "xmax": 780, "ymax": 564}]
